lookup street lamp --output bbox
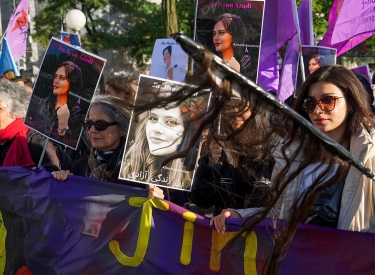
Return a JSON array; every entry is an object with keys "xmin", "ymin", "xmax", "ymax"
[{"xmin": 65, "ymin": 9, "xmax": 86, "ymax": 34}]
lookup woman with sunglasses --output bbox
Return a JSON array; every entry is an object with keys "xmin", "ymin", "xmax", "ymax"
[
  {"xmin": 212, "ymin": 65, "xmax": 375, "ymax": 234},
  {"xmin": 51, "ymin": 96, "xmax": 160, "ymax": 193}
]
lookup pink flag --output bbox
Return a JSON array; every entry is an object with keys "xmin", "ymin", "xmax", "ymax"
[
  {"xmin": 5, "ymin": 0, "xmax": 29, "ymax": 61},
  {"xmin": 320, "ymin": 0, "xmax": 375, "ymax": 56}
]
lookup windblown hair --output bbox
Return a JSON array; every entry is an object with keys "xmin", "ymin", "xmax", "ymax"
[
  {"xmin": 0, "ymin": 79, "xmax": 30, "ymax": 118},
  {"xmin": 105, "ymin": 75, "xmax": 137, "ymax": 104},
  {"xmin": 127, "ymin": 50, "xmax": 375, "ymax": 273},
  {"xmin": 121, "ymin": 95, "xmax": 204, "ymax": 189},
  {"xmin": 89, "ymin": 95, "xmax": 131, "ymax": 136}
]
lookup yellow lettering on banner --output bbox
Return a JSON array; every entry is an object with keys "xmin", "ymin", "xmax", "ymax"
[
  {"xmin": 180, "ymin": 212, "xmax": 197, "ymax": 265},
  {"xmin": 109, "ymin": 197, "xmax": 169, "ymax": 267},
  {"xmin": 0, "ymin": 211, "xmax": 7, "ymax": 274},
  {"xmin": 210, "ymin": 230, "xmax": 258, "ymax": 274}
]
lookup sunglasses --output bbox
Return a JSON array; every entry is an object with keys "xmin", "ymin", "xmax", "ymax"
[
  {"xmin": 83, "ymin": 119, "xmax": 118, "ymax": 131},
  {"xmin": 302, "ymin": 95, "xmax": 344, "ymax": 113}
]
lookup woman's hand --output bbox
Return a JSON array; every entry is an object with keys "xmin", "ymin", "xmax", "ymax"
[
  {"xmin": 57, "ymin": 103, "xmax": 70, "ymax": 136},
  {"xmin": 208, "ymin": 141, "xmax": 223, "ymax": 166},
  {"xmin": 148, "ymin": 185, "xmax": 165, "ymax": 199},
  {"xmin": 209, "ymin": 208, "xmax": 240, "ymax": 234},
  {"xmin": 51, "ymin": 170, "xmax": 72, "ymax": 181}
]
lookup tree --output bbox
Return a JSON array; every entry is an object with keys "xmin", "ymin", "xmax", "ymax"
[{"xmin": 162, "ymin": 0, "xmax": 178, "ymax": 37}]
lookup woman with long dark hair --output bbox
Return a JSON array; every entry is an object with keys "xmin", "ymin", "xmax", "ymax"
[{"xmin": 37, "ymin": 61, "xmax": 83, "ymax": 143}]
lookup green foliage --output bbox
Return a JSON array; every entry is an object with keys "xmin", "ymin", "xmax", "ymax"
[{"xmin": 33, "ymin": 0, "xmax": 119, "ymax": 53}]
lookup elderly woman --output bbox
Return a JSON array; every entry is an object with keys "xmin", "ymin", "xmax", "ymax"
[
  {"xmin": 52, "ymin": 95, "xmax": 163, "ymax": 197},
  {"xmin": 0, "ymin": 79, "xmax": 71, "ymax": 169}
]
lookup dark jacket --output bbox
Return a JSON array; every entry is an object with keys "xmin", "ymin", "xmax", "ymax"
[
  {"xmin": 71, "ymin": 143, "xmax": 145, "ymax": 189},
  {"xmin": 190, "ymin": 154, "xmax": 274, "ymax": 216},
  {"xmin": 0, "ymin": 129, "xmax": 71, "ymax": 170}
]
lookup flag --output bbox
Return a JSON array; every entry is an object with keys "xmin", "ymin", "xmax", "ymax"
[
  {"xmin": 258, "ymin": 0, "xmax": 297, "ymax": 92},
  {"xmin": 5, "ymin": 0, "xmax": 29, "ymax": 61},
  {"xmin": 320, "ymin": 0, "xmax": 375, "ymax": 56},
  {"xmin": 278, "ymin": 0, "xmax": 313, "ymax": 102},
  {"xmin": 0, "ymin": 38, "xmax": 20, "ymax": 78}
]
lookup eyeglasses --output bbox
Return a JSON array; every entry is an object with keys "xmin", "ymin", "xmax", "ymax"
[
  {"xmin": 83, "ymin": 119, "xmax": 118, "ymax": 131},
  {"xmin": 302, "ymin": 95, "xmax": 344, "ymax": 113}
]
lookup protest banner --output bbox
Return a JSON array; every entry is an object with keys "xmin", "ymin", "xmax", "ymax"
[
  {"xmin": 24, "ymin": 38, "xmax": 106, "ymax": 149},
  {"xmin": 149, "ymin": 38, "xmax": 188, "ymax": 82},
  {"xmin": 119, "ymin": 75, "xmax": 209, "ymax": 191},
  {"xmin": 1, "ymin": 167, "xmax": 375, "ymax": 274},
  {"xmin": 195, "ymin": 0, "xmax": 264, "ymax": 82}
]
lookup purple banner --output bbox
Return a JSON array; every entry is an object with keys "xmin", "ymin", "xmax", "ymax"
[{"xmin": 0, "ymin": 167, "xmax": 375, "ymax": 274}]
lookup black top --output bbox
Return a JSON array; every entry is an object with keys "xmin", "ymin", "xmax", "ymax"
[{"xmin": 190, "ymin": 153, "xmax": 274, "ymax": 216}]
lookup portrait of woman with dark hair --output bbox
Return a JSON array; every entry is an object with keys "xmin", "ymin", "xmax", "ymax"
[
  {"xmin": 121, "ymin": 96, "xmax": 204, "ymax": 190},
  {"xmin": 212, "ymin": 13, "xmax": 246, "ymax": 72},
  {"xmin": 36, "ymin": 61, "xmax": 83, "ymax": 144},
  {"xmin": 308, "ymin": 54, "xmax": 327, "ymax": 74},
  {"xmin": 163, "ymin": 46, "xmax": 178, "ymax": 80}
]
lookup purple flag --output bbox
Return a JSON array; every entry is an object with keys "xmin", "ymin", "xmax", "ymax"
[
  {"xmin": 258, "ymin": 0, "xmax": 296, "ymax": 92},
  {"xmin": 278, "ymin": 0, "xmax": 313, "ymax": 102},
  {"xmin": 5, "ymin": 0, "xmax": 28, "ymax": 61},
  {"xmin": 320, "ymin": 0, "xmax": 375, "ymax": 56}
]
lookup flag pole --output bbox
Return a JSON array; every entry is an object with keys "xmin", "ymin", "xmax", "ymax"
[{"xmin": 291, "ymin": 0, "xmax": 306, "ymax": 88}]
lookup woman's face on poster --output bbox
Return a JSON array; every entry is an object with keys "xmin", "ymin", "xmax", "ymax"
[
  {"xmin": 309, "ymin": 57, "xmax": 320, "ymax": 74},
  {"xmin": 146, "ymin": 106, "xmax": 184, "ymax": 156},
  {"xmin": 53, "ymin": 66, "xmax": 70, "ymax": 96},
  {"xmin": 163, "ymin": 49, "xmax": 171, "ymax": 66},
  {"xmin": 212, "ymin": 20, "xmax": 233, "ymax": 53}
]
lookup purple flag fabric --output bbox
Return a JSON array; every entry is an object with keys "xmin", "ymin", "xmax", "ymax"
[
  {"xmin": 320, "ymin": 0, "xmax": 375, "ymax": 56},
  {"xmin": 5, "ymin": 0, "xmax": 28, "ymax": 61},
  {"xmin": 278, "ymin": 0, "xmax": 313, "ymax": 102},
  {"xmin": 2, "ymin": 167, "xmax": 375, "ymax": 274},
  {"xmin": 258, "ymin": 0, "xmax": 296, "ymax": 92}
]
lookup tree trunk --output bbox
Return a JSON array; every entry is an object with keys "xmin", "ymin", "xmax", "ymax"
[{"xmin": 162, "ymin": 0, "xmax": 178, "ymax": 38}]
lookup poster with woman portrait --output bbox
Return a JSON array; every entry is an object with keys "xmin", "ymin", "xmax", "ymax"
[
  {"xmin": 149, "ymin": 39, "xmax": 188, "ymax": 82},
  {"xmin": 302, "ymin": 46, "xmax": 337, "ymax": 76},
  {"xmin": 24, "ymin": 38, "xmax": 106, "ymax": 149},
  {"xmin": 195, "ymin": 0, "xmax": 265, "ymax": 82},
  {"xmin": 119, "ymin": 75, "xmax": 209, "ymax": 191}
]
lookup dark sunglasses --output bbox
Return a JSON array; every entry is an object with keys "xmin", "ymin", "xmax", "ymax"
[
  {"xmin": 302, "ymin": 95, "xmax": 343, "ymax": 113},
  {"xmin": 83, "ymin": 119, "xmax": 118, "ymax": 131}
]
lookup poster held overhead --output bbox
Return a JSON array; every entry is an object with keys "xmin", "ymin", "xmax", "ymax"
[
  {"xmin": 149, "ymin": 39, "xmax": 188, "ymax": 82},
  {"xmin": 119, "ymin": 75, "xmax": 209, "ymax": 191},
  {"xmin": 60, "ymin": 31, "xmax": 81, "ymax": 47},
  {"xmin": 24, "ymin": 38, "xmax": 106, "ymax": 149},
  {"xmin": 195, "ymin": 0, "xmax": 265, "ymax": 82}
]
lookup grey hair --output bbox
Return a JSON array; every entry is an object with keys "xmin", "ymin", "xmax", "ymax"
[
  {"xmin": 89, "ymin": 95, "xmax": 131, "ymax": 136},
  {"xmin": 0, "ymin": 78, "xmax": 30, "ymax": 118}
]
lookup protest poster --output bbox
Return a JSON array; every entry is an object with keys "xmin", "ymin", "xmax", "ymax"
[
  {"xmin": 119, "ymin": 75, "xmax": 209, "ymax": 191},
  {"xmin": 149, "ymin": 38, "xmax": 188, "ymax": 82},
  {"xmin": 293, "ymin": 45, "xmax": 337, "ymax": 96},
  {"xmin": 24, "ymin": 38, "xmax": 106, "ymax": 149},
  {"xmin": 301, "ymin": 45, "xmax": 337, "ymax": 76},
  {"xmin": 195, "ymin": 0, "xmax": 265, "ymax": 82},
  {"xmin": 60, "ymin": 31, "xmax": 81, "ymax": 47}
]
